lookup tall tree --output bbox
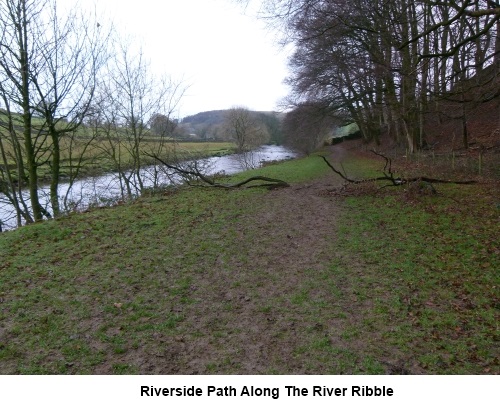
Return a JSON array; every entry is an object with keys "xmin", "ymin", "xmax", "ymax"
[
  {"xmin": 282, "ymin": 102, "xmax": 337, "ymax": 154},
  {"xmin": 0, "ymin": 0, "xmax": 45, "ymax": 222},
  {"xmin": 96, "ymin": 40, "xmax": 185, "ymax": 197}
]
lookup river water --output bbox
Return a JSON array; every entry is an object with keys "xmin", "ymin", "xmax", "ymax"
[{"xmin": 0, "ymin": 145, "xmax": 295, "ymax": 231}]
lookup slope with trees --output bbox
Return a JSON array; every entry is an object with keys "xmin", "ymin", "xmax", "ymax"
[
  {"xmin": 256, "ymin": 0, "xmax": 499, "ymax": 153},
  {"xmin": 180, "ymin": 108, "xmax": 284, "ymax": 145}
]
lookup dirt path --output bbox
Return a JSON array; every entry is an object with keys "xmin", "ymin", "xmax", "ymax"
[
  {"xmin": 132, "ymin": 146, "xmax": 368, "ymax": 374},
  {"xmin": 90, "ymin": 145, "xmax": 425, "ymax": 374}
]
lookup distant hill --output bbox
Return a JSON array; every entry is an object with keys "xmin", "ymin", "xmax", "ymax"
[
  {"xmin": 181, "ymin": 110, "xmax": 284, "ymax": 126},
  {"xmin": 180, "ymin": 109, "xmax": 285, "ymax": 144},
  {"xmin": 181, "ymin": 110, "xmax": 227, "ymax": 126}
]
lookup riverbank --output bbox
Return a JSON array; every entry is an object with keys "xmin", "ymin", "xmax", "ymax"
[
  {"xmin": 0, "ymin": 144, "xmax": 294, "ymax": 231},
  {"xmin": 0, "ymin": 143, "xmax": 498, "ymax": 374}
]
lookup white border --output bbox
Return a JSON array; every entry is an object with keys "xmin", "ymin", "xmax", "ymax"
[{"xmin": 1, "ymin": 375, "xmax": 498, "ymax": 405}]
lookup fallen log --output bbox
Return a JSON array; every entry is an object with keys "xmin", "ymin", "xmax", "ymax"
[{"xmin": 217, "ymin": 176, "xmax": 289, "ymax": 189}]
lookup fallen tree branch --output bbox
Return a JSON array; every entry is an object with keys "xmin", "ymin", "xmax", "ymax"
[
  {"xmin": 147, "ymin": 153, "xmax": 289, "ymax": 189},
  {"xmin": 221, "ymin": 176, "xmax": 289, "ymax": 189},
  {"xmin": 147, "ymin": 153, "xmax": 216, "ymax": 185},
  {"xmin": 321, "ymin": 152, "xmax": 477, "ymax": 187},
  {"xmin": 321, "ymin": 155, "xmax": 393, "ymax": 184}
]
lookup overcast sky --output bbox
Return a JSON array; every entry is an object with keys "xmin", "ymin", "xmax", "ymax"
[{"xmin": 80, "ymin": 0, "xmax": 290, "ymax": 118}]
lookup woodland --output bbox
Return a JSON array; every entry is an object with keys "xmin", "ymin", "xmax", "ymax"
[{"xmin": 261, "ymin": 0, "xmax": 500, "ymax": 156}]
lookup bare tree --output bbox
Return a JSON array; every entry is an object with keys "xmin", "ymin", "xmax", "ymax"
[
  {"xmin": 0, "ymin": 0, "xmax": 47, "ymax": 222},
  {"xmin": 0, "ymin": 0, "xmax": 109, "ymax": 221},
  {"xmin": 282, "ymin": 102, "xmax": 338, "ymax": 154},
  {"xmin": 149, "ymin": 113, "xmax": 177, "ymax": 137},
  {"xmin": 32, "ymin": 2, "xmax": 110, "ymax": 216},
  {"xmin": 224, "ymin": 107, "xmax": 270, "ymax": 153},
  {"xmin": 96, "ymin": 38, "xmax": 185, "ymax": 198}
]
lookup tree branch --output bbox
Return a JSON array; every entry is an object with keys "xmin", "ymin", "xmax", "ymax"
[
  {"xmin": 146, "ymin": 152, "xmax": 289, "ymax": 189},
  {"xmin": 321, "ymin": 152, "xmax": 477, "ymax": 187}
]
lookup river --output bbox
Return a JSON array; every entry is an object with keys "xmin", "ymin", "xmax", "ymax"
[{"xmin": 0, "ymin": 145, "xmax": 296, "ymax": 231}]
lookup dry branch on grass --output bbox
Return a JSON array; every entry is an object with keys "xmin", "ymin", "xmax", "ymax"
[{"xmin": 321, "ymin": 151, "xmax": 477, "ymax": 189}]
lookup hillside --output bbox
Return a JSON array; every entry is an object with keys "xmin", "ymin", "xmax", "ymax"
[
  {"xmin": 181, "ymin": 110, "xmax": 228, "ymax": 127},
  {"xmin": 354, "ymin": 64, "xmax": 500, "ymax": 173},
  {"xmin": 180, "ymin": 109, "xmax": 285, "ymax": 144},
  {"xmin": 182, "ymin": 110, "xmax": 284, "ymax": 127},
  {"xmin": 425, "ymin": 64, "xmax": 500, "ymax": 151}
]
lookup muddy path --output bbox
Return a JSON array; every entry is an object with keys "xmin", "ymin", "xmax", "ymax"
[{"xmin": 116, "ymin": 145, "xmax": 407, "ymax": 374}]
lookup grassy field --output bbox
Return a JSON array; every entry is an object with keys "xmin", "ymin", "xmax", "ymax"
[
  {"xmin": 330, "ymin": 184, "xmax": 499, "ymax": 373},
  {"xmin": 0, "ymin": 113, "xmax": 233, "ymax": 180},
  {"xmin": 68, "ymin": 138, "xmax": 234, "ymax": 177},
  {"xmin": 0, "ymin": 146, "xmax": 498, "ymax": 374}
]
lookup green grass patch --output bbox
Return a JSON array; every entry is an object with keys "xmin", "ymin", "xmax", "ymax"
[
  {"xmin": 333, "ymin": 177, "xmax": 499, "ymax": 373},
  {"xmin": 1, "ymin": 150, "xmax": 301, "ymax": 373},
  {"xmin": 0, "ymin": 129, "xmax": 233, "ymax": 182},
  {"xmin": 227, "ymin": 152, "xmax": 332, "ymax": 185}
]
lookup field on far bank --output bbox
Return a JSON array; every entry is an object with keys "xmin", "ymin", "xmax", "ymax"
[
  {"xmin": 0, "ymin": 144, "xmax": 498, "ymax": 374},
  {"xmin": 1, "ymin": 134, "xmax": 233, "ymax": 181},
  {"xmin": 55, "ymin": 139, "xmax": 234, "ymax": 179}
]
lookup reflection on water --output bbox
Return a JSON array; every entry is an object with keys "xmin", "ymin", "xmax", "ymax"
[{"xmin": 0, "ymin": 145, "xmax": 295, "ymax": 230}]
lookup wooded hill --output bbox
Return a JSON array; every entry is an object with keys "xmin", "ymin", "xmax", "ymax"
[
  {"xmin": 179, "ymin": 110, "xmax": 285, "ymax": 144},
  {"xmin": 181, "ymin": 110, "xmax": 228, "ymax": 126},
  {"xmin": 424, "ymin": 64, "xmax": 500, "ymax": 151}
]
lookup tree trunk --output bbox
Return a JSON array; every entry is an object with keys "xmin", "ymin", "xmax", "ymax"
[
  {"xmin": 19, "ymin": 0, "xmax": 43, "ymax": 221},
  {"xmin": 50, "ymin": 127, "xmax": 61, "ymax": 217}
]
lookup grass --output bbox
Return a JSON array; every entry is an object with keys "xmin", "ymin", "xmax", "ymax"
[
  {"xmin": 328, "ymin": 157, "xmax": 499, "ymax": 374},
  {"xmin": 60, "ymin": 139, "xmax": 232, "ymax": 180},
  {"xmin": 0, "ymin": 155, "xmax": 327, "ymax": 374},
  {"xmin": 0, "ymin": 148, "xmax": 498, "ymax": 374}
]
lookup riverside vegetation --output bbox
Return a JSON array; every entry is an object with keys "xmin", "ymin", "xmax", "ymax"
[{"xmin": 0, "ymin": 142, "xmax": 498, "ymax": 374}]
